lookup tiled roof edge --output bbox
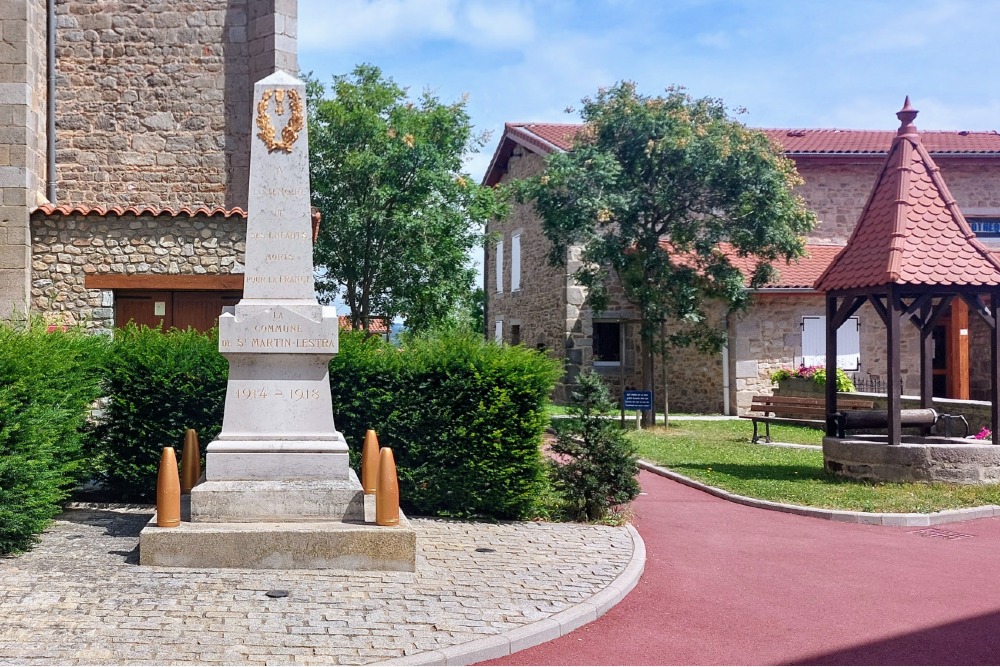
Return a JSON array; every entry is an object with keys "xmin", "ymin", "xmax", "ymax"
[{"xmin": 32, "ymin": 204, "xmax": 247, "ymax": 219}]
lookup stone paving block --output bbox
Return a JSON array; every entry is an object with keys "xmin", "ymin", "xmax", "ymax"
[{"xmin": 0, "ymin": 508, "xmax": 637, "ymax": 666}]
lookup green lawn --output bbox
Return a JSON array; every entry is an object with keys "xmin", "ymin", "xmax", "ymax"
[{"xmin": 631, "ymin": 420, "xmax": 1000, "ymax": 513}]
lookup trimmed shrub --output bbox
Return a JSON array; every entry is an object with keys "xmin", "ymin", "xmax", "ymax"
[
  {"xmin": 330, "ymin": 331, "xmax": 561, "ymax": 520},
  {"xmin": 549, "ymin": 371, "xmax": 640, "ymax": 521},
  {"xmin": 0, "ymin": 322, "xmax": 108, "ymax": 554},
  {"xmin": 87, "ymin": 324, "xmax": 228, "ymax": 501}
]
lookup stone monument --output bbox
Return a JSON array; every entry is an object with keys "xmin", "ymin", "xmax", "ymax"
[{"xmin": 139, "ymin": 72, "xmax": 415, "ymax": 570}]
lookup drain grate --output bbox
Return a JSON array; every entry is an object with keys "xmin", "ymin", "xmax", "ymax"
[{"xmin": 908, "ymin": 527, "xmax": 974, "ymax": 540}]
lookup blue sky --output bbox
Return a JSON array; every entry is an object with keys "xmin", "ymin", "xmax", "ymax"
[
  {"xmin": 296, "ymin": 0, "xmax": 1000, "ymax": 287},
  {"xmin": 299, "ymin": 0, "xmax": 1000, "ymax": 183}
]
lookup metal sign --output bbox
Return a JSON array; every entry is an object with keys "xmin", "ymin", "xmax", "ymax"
[{"xmin": 622, "ymin": 390, "xmax": 653, "ymax": 411}]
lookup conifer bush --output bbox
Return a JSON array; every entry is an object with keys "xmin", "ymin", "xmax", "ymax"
[
  {"xmin": 549, "ymin": 371, "xmax": 640, "ymax": 521},
  {"xmin": 0, "ymin": 322, "xmax": 108, "ymax": 554}
]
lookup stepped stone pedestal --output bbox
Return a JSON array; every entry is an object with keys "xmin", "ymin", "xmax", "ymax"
[{"xmin": 139, "ymin": 72, "xmax": 415, "ymax": 571}]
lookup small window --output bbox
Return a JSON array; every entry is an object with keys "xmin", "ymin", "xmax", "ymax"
[
  {"xmin": 592, "ymin": 321, "xmax": 622, "ymax": 365},
  {"xmin": 511, "ymin": 234, "xmax": 521, "ymax": 291},
  {"xmin": 495, "ymin": 240, "xmax": 504, "ymax": 293},
  {"xmin": 494, "ymin": 319, "xmax": 503, "ymax": 343},
  {"xmin": 510, "ymin": 324, "xmax": 521, "ymax": 346},
  {"xmin": 969, "ymin": 217, "xmax": 1000, "ymax": 239},
  {"xmin": 802, "ymin": 315, "xmax": 860, "ymax": 371}
]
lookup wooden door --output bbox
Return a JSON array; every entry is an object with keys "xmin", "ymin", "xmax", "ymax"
[
  {"xmin": 172, "ymin": 291, "xmax": 240, "ymax": 331},
  {"xmin": 115, "ymin": 292, "xmax": 171, "ymax": 330},
  {"xmin": 114, "ymin": 290, "xmax": 242, "ymax": 333}
]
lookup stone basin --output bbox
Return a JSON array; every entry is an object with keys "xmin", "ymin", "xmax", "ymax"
[{"xmin": 823, "ymin": 435, "xmax": 1000, "ymax": 484}]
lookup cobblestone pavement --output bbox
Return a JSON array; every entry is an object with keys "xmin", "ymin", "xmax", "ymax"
[{"xmin": 0, "ymin": 507, "xmax": 633, "ymax": 665}]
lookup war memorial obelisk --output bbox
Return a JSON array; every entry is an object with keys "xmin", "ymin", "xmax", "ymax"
[{"xmin": 139, "ymin": 72, "xmax": 415, "ymax": 570}]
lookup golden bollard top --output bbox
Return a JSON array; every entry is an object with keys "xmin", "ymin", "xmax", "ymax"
[
  {"xmin": 375, "ymin": 446, "xmax": 399, "ymax": 527},
  {"xmin": 156, "ymin": 446, "xmax": 181, "ymax": 528},
  {"xmin": 361, "ymin": 429, "xmax": 379, "ymax": 495},
  {"xmin": 180, "ymin": 428, "xmax": 201, "ymax": 494}
]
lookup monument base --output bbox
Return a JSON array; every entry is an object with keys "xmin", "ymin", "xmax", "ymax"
[
  {"xmin": 139, "ymin": 496, "xmax": 416, "ymax": 571},
  {"xmin": 191, "ymin": 474, "xmax": 364, "ymax": 522},
  {"xmin": 205, "ymin": 438, "xmax": 350, "ymax": 481}
]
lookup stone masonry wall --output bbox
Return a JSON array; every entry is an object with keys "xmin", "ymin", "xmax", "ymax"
[
  {"xmin": 52, "ymin": 0, "xmax": 295, "ymax": 210},
  {"xmin": 487, "ymin": 146, "xmax": 570, "ymax": 390},
  {"xmin": 794, "ymin": 158, "xmax": 1000, "ymax": 244},
  {"xmin": 0, "ymin": 0, "xmax": 47, "ymax": 318},
  {"xmin": 731, "ymin": 293, "xmax": 825, "ymax": 412},
  {"xmin": 30, "ymin": 210, "xmax": 246, "ymax": 330}
]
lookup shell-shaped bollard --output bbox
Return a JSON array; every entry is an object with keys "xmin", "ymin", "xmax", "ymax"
[
  {"xmin": 156, "ymin": 447, "xmax": 181, "ymax": 528},
  {"xmin": 375, "ymin": 447, "xmax": 399, "ymax": 527},
  {"xmin": 180, "ymin": 428, "xmax": 201, "ymax": 494},
  {"xmin": 361, "ymin": 429, "xmax": 380, "ymax": 495}
]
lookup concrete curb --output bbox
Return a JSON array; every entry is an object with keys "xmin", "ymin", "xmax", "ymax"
[
  {"xmin": 638, "ymin": 460, "xmax": 1000, "ymax": 526},
  {"xmin": 373, "ymin": 524, "xmax": 646, "ymax": 666}
]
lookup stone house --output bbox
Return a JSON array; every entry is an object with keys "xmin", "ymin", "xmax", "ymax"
[
  {"xmin": 0, "ymin": 0, "xmax": 300, "ymax": 332},
  {"xmin": 483, "ymin": 117, "xmax": 1000, "ymax": 412}
]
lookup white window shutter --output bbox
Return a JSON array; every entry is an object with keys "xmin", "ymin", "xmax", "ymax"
[
  {"xmin": 801, "ymin": 315, "xmax": 860, "ymax": 371},
  {"xmin": 495, "ymin": 240, "xmax": 504, "ymax": 293},
  {"xmin": 511, "ymin": 234, "xmax": 521, "ymax": 291},
  {"xmin": 494, "ymin": 320, "xmax": 503, "ymax": 343}
]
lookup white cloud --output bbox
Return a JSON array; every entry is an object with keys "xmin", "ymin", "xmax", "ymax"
[{"xmin": 298, "ymin": 0, "xmax": 535, "ymax": 53}]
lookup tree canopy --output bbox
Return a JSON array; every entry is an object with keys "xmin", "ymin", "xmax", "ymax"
[
  {"xmin": 516, "ymin": 82, "xmax": 816, "ymax": 418},
  {"xmin": 307, "ymin": 64, "xmax": 505, "ymax": 334}
]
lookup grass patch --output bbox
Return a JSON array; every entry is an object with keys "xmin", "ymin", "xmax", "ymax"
[{"xmin": 632, "ymin": 420, "xmax": 1000, "ymax": 513}]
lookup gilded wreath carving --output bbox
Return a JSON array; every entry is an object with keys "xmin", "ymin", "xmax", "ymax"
[{"xmin": 256, "ymin": 88, "xmax": 303, "ymax": 153}]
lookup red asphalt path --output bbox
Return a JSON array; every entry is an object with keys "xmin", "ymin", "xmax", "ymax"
[{"xmin": 482, "ymin": 469, "xmax": 1000, "ymax": 665}]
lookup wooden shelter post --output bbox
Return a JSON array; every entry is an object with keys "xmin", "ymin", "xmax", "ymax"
[
  {"xmin": 992, "ymin": 291, "xmax": 1000, "ymax": 445},
  {"xmin": 886, "ymin": 286, "xmax": 902, "ymax": 445},
  {"xmin": 825, "ymin": 294, "xmax": 839, "ymax": 436},
  {"xmin": 919, "ymin": 300, "xmax": 934, "ymax": 410}
]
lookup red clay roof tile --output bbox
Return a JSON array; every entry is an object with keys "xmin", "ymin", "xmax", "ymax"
[
  {"xmin": 33, "ymin": 204, "xmax": 247, "ymax": 219},
  {"xmin": 814, "ymin": 99, "xmax": 1000, "ymax": 291},
  {"xmin": 337, "ymin": 315, "xmax": 390, "ymax": 335},
  {"xmin": 499, "ymin": 123, "xmax": 1000, "ymax": 156}
]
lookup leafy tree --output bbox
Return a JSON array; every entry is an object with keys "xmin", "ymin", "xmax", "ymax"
[
  {"xmin": 516, "ymin": 83, "xmax": 816, "ymax": 423},
  {"xmin": 549, "ymin": 371, "xmax": 639, "ymax": 522},
  {"xmin": 307, "ymin": 64, "xmax": 506, "ymax": 334}
]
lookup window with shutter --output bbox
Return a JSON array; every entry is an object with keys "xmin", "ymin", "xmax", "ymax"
[{"xmin": 801, "ymin": 315, "xmax": 860, "ymax": 370}]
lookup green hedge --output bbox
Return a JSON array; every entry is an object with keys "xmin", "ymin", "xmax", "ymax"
[
  {"xmin": 330, "ymin": 332, "xmax": 561, "ymax": 520},
  {"xmin": 85, "ymin": 327, "xmax": 559, "ymax": 521},
  {"xmin": 86, "ymin": 324, "xmax": 228, "ymax": 501},
  {"xmin": 0, "ymin": 322, "xmax": 107, "ymax": 554}
]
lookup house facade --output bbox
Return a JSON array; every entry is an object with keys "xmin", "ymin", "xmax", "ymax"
[
  {"xmin": 483, "ymin": 120, "xmax": 1000, "ymax": 412},
  {"xmin": 0, "ymin": 0, "xmax": 300, "ymax": 332}
]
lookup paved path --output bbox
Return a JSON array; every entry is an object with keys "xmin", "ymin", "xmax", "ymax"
[
  {"xmin": 484, "ymin": 469, "xmax": 1000, "ymax": 665},
  {"xmin": 0, "ymin": 508, "xmax": 635, "ymax": 665}
]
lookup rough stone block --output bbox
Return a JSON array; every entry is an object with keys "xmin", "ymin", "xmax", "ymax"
[
  {"xmin": 139, "ymin": 512, "xmax": 416, "ymax": 571},
  {"xmin": 190, "ymin": 477, "xmax": 363, "ymax": 522}
]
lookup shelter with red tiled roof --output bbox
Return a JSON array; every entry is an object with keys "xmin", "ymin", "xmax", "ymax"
[
  {"xmin": 484, "ymin": 106, "xmax": 1000, "ymax": 414},
  {"xmin": 814, "ymin": 99, "xmax": 1000, "ymax": 446}
]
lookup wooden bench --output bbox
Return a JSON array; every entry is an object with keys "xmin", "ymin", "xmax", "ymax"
[{"xmin": 741, "ymin": 395, "xmax": 874, "ymax": 443}]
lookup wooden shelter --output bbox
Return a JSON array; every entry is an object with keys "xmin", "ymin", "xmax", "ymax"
[{"xmin": 814, "ymin": 98, "xmax": 1000, "ymax": 445}]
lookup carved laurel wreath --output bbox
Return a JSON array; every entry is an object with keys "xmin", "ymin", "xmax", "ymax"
[{"xmin": 256, "ymin": 88, "xmax": 304, "ymax": 153}]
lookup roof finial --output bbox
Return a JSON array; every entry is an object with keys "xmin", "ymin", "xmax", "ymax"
[{"xmin": 896, "ymin": 96, "xmax": 919, "ymax": 137}]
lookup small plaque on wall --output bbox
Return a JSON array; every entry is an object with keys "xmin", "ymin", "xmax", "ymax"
[{"xmin": 154, "ymin": 301, "xmax": 166, "ymax": 316}]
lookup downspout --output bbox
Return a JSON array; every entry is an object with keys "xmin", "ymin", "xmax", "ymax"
[
  {"xmin": 722, "ymin": 314, "xmax": 731, "ymax": 416},
  {"xmin": 46, "ymin": 0, "xmax": 56, "ymax": 203}
]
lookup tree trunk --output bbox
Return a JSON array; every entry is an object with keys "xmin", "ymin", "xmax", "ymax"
[
  {"xmin": 661, "ymin": 321, "xmax": 669, "ymax": 429},
  {"xmin": 641, "ymin": 336, "xmax": 655, "ymax": 427}
]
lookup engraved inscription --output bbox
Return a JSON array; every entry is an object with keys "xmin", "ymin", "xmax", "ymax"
[
  {"xmin": 236, "ymin": 387, "xmax": 321, "ymax": 400},
  {"xmin": 244, "ymin": 276, "xmax": 311, "ymax": 284},
  {"xmin": 265, "ymin": 254, "xmax": 295, "ymax": 262}
]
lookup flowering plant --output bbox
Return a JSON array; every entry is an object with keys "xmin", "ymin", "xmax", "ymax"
[
  {"xmin": 975, "ymin": 427, "xmax": 991, "ymax": 440},
  {"xmin": 770, "ymin": 364, "xmax": 856, "ymax": 392}
]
